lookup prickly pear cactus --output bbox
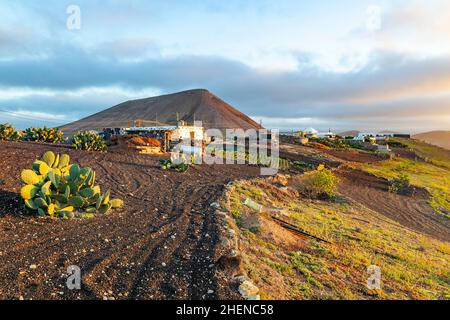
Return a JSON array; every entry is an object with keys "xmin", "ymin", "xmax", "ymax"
[
  {"xmin": 19, "ymin": 151, "xmax": 124, "ymax": 219},
  {"xmin": 22, "ymin": 127, "xmax": 63, "ymax": 144},
  {"xmin": 72, "ymin": 131, "xmax": 107, "ymax": 152},
  {"xmin": 0, "ymin": 123, "xmax": 21, "ymax": 141}
]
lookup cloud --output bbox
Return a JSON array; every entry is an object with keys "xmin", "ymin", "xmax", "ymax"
[
  {"xmin": 1, "ymin": 43, "xmax": 449, "ymax": 132},
  {"xmin": 1, "ymin": 1, "xmax": 450, "ymax": 132},
  {"xmin": 92, "ymin": 37, "xmax": 160, "ymax": 60}
]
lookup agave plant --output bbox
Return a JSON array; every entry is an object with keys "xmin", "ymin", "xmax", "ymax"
[
  {"xmin": 72, "ymin": 131, "xmax": 107, "ymax": 152},
  {"xmin": 20, "ymin": 151, "xmax": 123, "ymax": 218}
]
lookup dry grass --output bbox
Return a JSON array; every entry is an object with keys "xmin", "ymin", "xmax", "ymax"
[{"xmin": 223, "ymin": 178, "xmax": 450, "ymax": 300}]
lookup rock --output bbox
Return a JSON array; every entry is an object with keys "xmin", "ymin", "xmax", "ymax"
[
  {"xmin": 238, "ymin": 280, "xmax": 260, "ymax": 299},
  {"xmin": 216, "ymin": 211, "xmax": 227, "ymax": 217},
  {"xmin": 243, "ymin": 198, "xmax": 263, "ymax": 213},
  {"xmin": 29, "ymin": 264, "xmax": 37, "ymax": 269},
  {"xmin": 210, "ymin": 202, "xmax": 221, "ymax": 209}
]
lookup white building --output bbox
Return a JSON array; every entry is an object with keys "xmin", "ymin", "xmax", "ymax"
[
  {"xmin": 125, "ymin": 120, "xmax": 205, "ymax": 152},
  {"xmin": 297, "ymin": 127, "xmax": 319, "ymax": 138},
  {"xmin": 354, "ymin": 132, "xmax": 394, "ymax": 141}
]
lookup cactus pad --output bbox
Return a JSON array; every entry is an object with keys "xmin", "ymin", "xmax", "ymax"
[
  {"xmin": 21, "ymin": 169, "xmax": 40, "ymax": 185},
  {"xmin": 42, "ymin": 151, "xmax": 56, "ymax": 167},
  {"xmin": 20, "ymin": 151, "xmax": 124, "ymax": 218}
]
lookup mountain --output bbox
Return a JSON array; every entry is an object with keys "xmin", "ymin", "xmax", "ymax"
[
  {"xmin": 413, "ymin": 131, "xmax": 450, "ymax": 150},
  {"xmin": 59, "ymin": 89, "xmax": 262, "ymax": 133},
  {"xmin": 338, "ymin": 130, "xmax": 360, "ymax": 137}
]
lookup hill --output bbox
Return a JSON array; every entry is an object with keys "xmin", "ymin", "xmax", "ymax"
[
  {"xmin": 413, "ymin": 131, "xmax": 450, "ymax": 150},
  {"xmin": 338, "ymin": 130, "xmax": 359, "ymax": 137},
  {"xmin": 59, "ymin": 89, "xmax": 262, "ymax": 133}
]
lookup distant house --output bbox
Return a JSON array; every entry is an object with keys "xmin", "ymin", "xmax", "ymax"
[
  {"xmin": 317, "ymin": 130, "xmax": 336, "ymax": 139},
  {"xmin": 297, "ymin": 127, "xmax": 319, "ymax": 138},
  {"xmin": 354, "ymin": 132, "xmax": 394, "ymax": 141},
  {"xmin": 123, "ymin": 120, "xmax": 205, "ymax": 153}
]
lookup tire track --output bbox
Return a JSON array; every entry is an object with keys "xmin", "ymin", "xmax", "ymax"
[{"xmin": 0, "ymin": 142, "xmax": 261, "ymax": 299}]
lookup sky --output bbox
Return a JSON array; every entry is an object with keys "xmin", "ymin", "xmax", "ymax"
[{"xmin": 0, "ymin": 0, "xmax": 450, "ymax": 133}]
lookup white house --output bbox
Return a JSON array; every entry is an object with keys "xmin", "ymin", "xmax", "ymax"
[
  {"xmin": 297, "ymin": 127, "xmax": 319, "ymax": 138},
  {"xmin": 354, "ymin": 132, "xmax": 394, "ymax": 141},
  {"xmin": 317, "ymin": 131, "xmax": 335, "ymax": 139},
  {"xmin": 124, "ymin": 120, "xmax": 205, "ymax": 152}
]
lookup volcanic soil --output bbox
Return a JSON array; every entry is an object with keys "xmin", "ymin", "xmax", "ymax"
[{"xmin": 0, "ymin": 142, "xmax": 261, "ymax": 300}]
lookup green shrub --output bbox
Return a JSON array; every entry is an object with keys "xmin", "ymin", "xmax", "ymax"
[
  {"xmin": 72, "ymin": 131, "xmax": 107, "ymax": 152},
  {"xmin": 20, "ymin": 151, "xmax": 123, "ymax": 218},
  {"xmin": 0, "ymin": 123, "xmax": 22, "ymax": 141},
  {"xmin": 23, "ymin": 127, "xmax": 63, "ymax": 143},
  {"xmin": 388, "ymin": 173, "xmax": 413, "ymax": 195},
  {"xmin": 298, "ymin": 168, "xmax": 340, "ymax": 199}
]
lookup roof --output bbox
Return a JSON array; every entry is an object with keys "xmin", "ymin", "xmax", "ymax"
[
  {"xmin": 125, "ymin": 125, "xmax": 204, "ymax": 132},
  {"xmin": 125, "ymin": 126, "xmax": 178, "ymax": 131},
  {"xmin": 301, "ymin": 127, "xmax": 319, "ymax": 134}
]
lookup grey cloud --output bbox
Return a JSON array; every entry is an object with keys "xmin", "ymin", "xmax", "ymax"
[{"xmin": 1, "ymin": 43, "xmax": 449, "ymax": 132}]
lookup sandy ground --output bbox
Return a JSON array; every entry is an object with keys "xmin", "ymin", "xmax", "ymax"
[{"xmin": 0, "ymin": 142, "xmax": 261, "ymax": 300}]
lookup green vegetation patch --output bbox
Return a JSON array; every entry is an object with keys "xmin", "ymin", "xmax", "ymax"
[
  {"xmin": 360, "ymin": 157, "xmax": 450, "ymax": 216},
  {"xmin": 393, "ymin": 138, "xmax": 450, "ymax": 170},
  {"xmin": 224, "ymin": 177, "xmax": 450, "ymax": 300}
]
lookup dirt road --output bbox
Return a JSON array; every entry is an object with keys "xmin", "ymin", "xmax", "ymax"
[{"xmin": 0, "ymin": 142, "xmax": 261, "ymax": 300}]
